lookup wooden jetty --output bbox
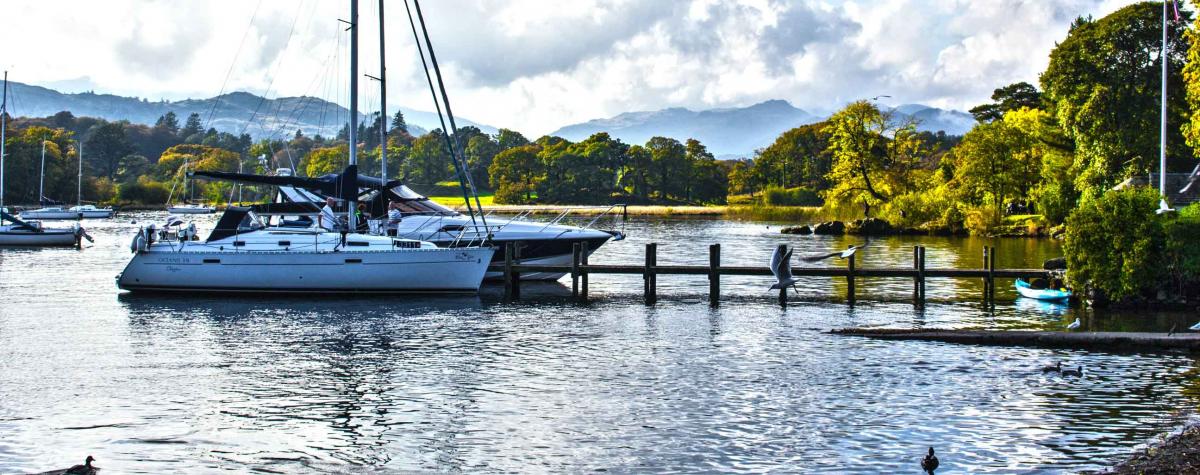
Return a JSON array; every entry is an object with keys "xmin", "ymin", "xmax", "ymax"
[
  {"xmin": 831, "ymin": 328, "xmax": 1200, "ymax": 352},
  {"xmin": 491, "ymin": 242, "xmax": 1052, "ymax": 306}
]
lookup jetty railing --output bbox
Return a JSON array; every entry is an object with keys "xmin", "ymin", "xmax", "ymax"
[{"xmin": 491, "ymin": 242, "xmax": 1053, "ymax": 306}]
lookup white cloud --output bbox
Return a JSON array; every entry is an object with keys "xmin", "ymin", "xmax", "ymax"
[{"xmin": 0, "ymin": 0, "xmax": 1143, "ymax": 135}]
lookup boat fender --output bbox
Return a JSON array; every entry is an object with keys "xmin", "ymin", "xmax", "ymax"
[{"xmin": 131, "ymin": 228, "xmax": 147, "ymax": 253}]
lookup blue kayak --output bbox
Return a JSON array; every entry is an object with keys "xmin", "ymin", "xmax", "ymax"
[{"xmin": 1015, "ymin": 278, "xmax": 1072, "ymax": 301}]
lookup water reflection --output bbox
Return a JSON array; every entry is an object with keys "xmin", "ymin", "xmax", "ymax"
[{"xmin": 1, "ymin": 215, "xmax": 1197, "ymax": 473}]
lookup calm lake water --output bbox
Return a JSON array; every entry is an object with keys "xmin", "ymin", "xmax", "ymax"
[{"xmin": 1, "ymin": 213, "xmax": 1197, "ymax": 473}]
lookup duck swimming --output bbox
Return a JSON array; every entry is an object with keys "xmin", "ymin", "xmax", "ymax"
[
  {"xmin": 36, "ymin": 456, "xmax": 97, "ymax": 475},
  {"xmin": 921, "ymin": 447, "xmax": 939, "ymax": 473},
  {"xmin": 1061, "ymin": 366, "xmax": 1083, "ymax": 377},
  {"xmin": 1040, "ymin": 361, "xmax": 1062, "ymax": 373}
]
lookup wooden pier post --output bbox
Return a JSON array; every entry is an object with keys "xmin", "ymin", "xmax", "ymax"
[
  {"xmin": 644, "ymin": 243, "xmax": 657, "ymax": 305},
  {"xmin": 988, "ymin": 246, "xmax": 996, "ymax": 304},
  {"xmin": 777, "ymin": 244, "xmax": 788, "ymax": 306},
  {"xmin": 571, "ymin": 242, "xmax": 581, "ymax": 298},
  {"xmin": 912, "ymin": 246, "xmax": 920, "ymax": 305},
  {"xmin": 982, "ymin": 246, "xmax": 989, "ymax": 303},
  {"xmin": 919, "ymin": 246, "xmax": 927, "ymax": 303},
  {"xmin": 708, "ymin": 243, "xmax": 720, "ymax": 307},
  {"xmin": 504, "ymin": 242, "xmax": 516, "ymax": 300},
  {"xmin": 580, "ymin": 241, "xmax": 590, "ymax": 301},
  {"xmin": 847, "ymin": 252, "xmax": 856, "ymax": 305}
]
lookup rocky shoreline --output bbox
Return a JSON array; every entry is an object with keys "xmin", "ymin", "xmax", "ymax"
[{"xmin": 1088, "ymin": 418, "xmax": 1200, "ymax": 474}]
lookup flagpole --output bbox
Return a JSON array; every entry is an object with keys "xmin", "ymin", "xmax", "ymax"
[{"xmin": 1161, "ymin": 0, "xmax": 1168, "ymax": 203}]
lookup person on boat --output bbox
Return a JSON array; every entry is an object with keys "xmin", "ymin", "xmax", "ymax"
[
  {"xmin": 319, "ymin": 197, "xmax": 340, "ymax": 232},
  {"xmin": 355, "ymin": 203, "xmax": 369, "ymax": 233},
  {"xmin": 386, "ymin": 201, "xmax": 403, "ymax": 236}
]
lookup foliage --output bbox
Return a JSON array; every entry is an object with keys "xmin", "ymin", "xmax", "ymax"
[
  {"xmin": 751, "ymin": 122, "xmax": 831, "ymax": 191},
  {"xmin": 823, "ymin": 100, "xmax": 927, "ymax": 211},
  {"xmin": 969, "ymin": 82, "xmax": 1043, "ymax": 123},
  {"xmin": 762, "ymin": 186, "xmax": 821, "ymax": 206},
  {"xmin": 117, "ymin": 176, "xmax": 171, "ymax": 204},
  {"xmin": 489, "ymin": 144, "xmax": 543, "ymax": 204},
  {"xmin": 950, "ymin": 109, "xmax": 1041, "ymax": 223},
  {"xmin": 1064, "ymin": 187, "xmax": 1165, "ymax": 300},
  {"xmin": 1042, "ymin": 2, "xmax": 1191, "ymax": 199}
]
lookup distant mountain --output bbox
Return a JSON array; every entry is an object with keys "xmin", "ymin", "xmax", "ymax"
[
  {"xmin": 552, "ymin": 100, "xmax": 975, "ymax": 158},
  {"xmin": 552, "ymin": 100, "xmax": 818, "ymax": 158},
  {"xmin": 891, "ymin": 104, "xmax": 975, "ymax": 137},
  {"xmin": 3, "ymin": 81, "xmax": 499, "ymax": 139}
]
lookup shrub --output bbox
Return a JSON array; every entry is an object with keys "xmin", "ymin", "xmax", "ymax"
[
  {"xmin": 1064, "ymin": 188, "xmax": 1165, "ymax": 301},
  {"xmin": 118, "ymin": 177, "xmax": 171, "ymax": 205},
  {"xmin": 762, "ymin": 186, "xmax": 822, "ymax": 206}
]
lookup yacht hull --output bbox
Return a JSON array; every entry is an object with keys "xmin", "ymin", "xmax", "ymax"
[
  {"xmin": 74, "ymin": 210, "xmax": 114, "ymax": 219},
  {"xmin": 117, "ymin": 247, "xmax": 495, "ymax": 293},
  {"xmin": 0, "ymin": 229, "xmax": 78, "ymax": 246},
  {"xmin": 19, "ymin": 210, "xmax": 81, "ymax": 220},
  {"xmin": 168, "ymin": 206, "xmax": 216, "ymax": 214}
]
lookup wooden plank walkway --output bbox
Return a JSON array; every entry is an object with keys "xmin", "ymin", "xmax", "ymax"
[
  {"xmin": 490, "ymin": 242, "xmax": 1054, "ymax": 306},
  {"xmin": 831, "ymin": 328, "xmax": 1200, "ymax": 352}
]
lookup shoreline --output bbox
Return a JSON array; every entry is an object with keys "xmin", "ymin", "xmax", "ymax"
[{"xmin": 1088, "ymin": 417, "xmax": 1200, "ymax": 474}]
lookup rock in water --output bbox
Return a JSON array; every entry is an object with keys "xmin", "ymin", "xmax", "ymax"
[
  {"xmin": 848, "ymin": 217, "xmax": 894, "ymax": 235},
  {"xmin": 1043, "ymin": 257, "xmax": 1067, "ymax": 270},
  {"xmin": 781, "ymin": 225, "xmax": 812, "ymax": 235},
  {"xmin": 813, "ymin": 221, "xmax": 845, "ymax": 235}
]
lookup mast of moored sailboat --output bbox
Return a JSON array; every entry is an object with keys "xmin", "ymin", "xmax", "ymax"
[
  {"xmin": 347, "ymin": 0, "xmax": 359, "ymax": 232},
  {"xmin": 77, "ymin": 140, "xmax": 83, "ymax": 208},
  {"xmin": 378, "ymin": 0, "xmax": 387, "ymax": 183},
  {"xmin": 1, "ymin": 71, "xmax": 7, "ymax": 214}
]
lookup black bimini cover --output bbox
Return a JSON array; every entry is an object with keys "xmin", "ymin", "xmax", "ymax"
[
  {"xmin": 206, "ymin": 206, "xmax": 253, "ymax": 242},
  {"xmin": 192, "ymin": 166, "xmax": 401, "ymax": 201}
]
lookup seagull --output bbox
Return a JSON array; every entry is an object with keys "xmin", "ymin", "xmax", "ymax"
[
  {"xmin": 769, "ymin": 245, "xmax": 800, "ymax": 292},
  {"xmin": 921, "ymin": 447, "xmax": 939, "ymax": 474},
  {"xmin": 1061, "ymin": 366, "xmax": 1083, "ymax": 377},
  {"xmin": 1040, "ymin": 361, "xmax": 1062, "ymax": 373},
  {"xmin": 1066, "ymin": 318, "xmax": 1081, "ymax": 330},
  {"xmin": 801, "ymin": 236, "xmax": 871, "ymax": 263},
  {"xmin": 1190, "ymin": 321, "xmax": 1200, "ymax": 331}
]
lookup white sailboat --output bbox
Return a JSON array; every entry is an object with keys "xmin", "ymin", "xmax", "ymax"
[
  {"xmin": 0, "ymin": 71, "xmax": 89, "ymax": 247},
  {"xmin": 167, "ymin": 160, "xmax": 215, "ymax": 214},
  {"xmin": 68, "ymin": 140, "xmax": 114, "ymax": 218},
  {"xmin": 19, "ymin": 139, "xmax": 81, "ymax": 220},
  {"xmin": 118, "ymin": 0, "xmax": 494, "ymax": 293}
]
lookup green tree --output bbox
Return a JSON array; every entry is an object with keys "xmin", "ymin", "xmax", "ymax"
[
  {"xmin": 154, "ymin": 111, "xmax": 180, "ymax": 135},
  {"xmin": 495, "ymin": 128, "xmax": 530, "ymax": 150},
  {"xmin": 1064, "ymin": 187, "xmax": 1164, "ymax": 300},
  {"xmin": 823, "ymin": 100, "xmax": 925, "ymax": 213},
  {"xmin": 969, "ymin": 82, "xmax": 1043, "ymax": 123},
  {"xmin": 390, "ymin": 110, "xmax": 407, "ymax": 134},
  {"xmin": 950, "ymin": 110, "xmax": 1041, "ymax": 223},
  {"xmin": 303, "ymin": 145, "xmax": 348, "ymax": 178},
  {"xmin": 85, "ymin": 121, "xmax": 135, "ymax": 180},
  {"xmin": 645, "ymin": 136, "xmax": 687, "ymax": 201},
  {"xmin": 403, "ymin": 130, "xmax": 452, "ymax": 184},
  {"xmin": 465, "ymin": 134, "xmax": 500, "ymax": 190},
  {"xmin": 1041, "ymin": 3, "xmax": 1191, "ymax": 198},
  {"xmin": 753, "ymin": 122, "xmax": 831, "ymax": 190},
  {"xmin": 489, "ymin": 144, "xmax": 543, "ymax": 204},
  {"xmin": 179, "ymin": 112, "xmax": 203, "ymax": 139}
]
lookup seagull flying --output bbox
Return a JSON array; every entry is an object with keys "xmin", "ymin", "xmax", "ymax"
[
  {"xmin": 1066, "ymin": 318, "xmax": 1081, "ymax": 330},
  {"xmin": 769, "ymin": 246, "xmax": 800, "ymax": 292},
  {"xmin": 1190, "ymin": 321, "xmax": 1200, "ymax": 331},
  {"xmin": 801, "ymin": 236, "xmax": 871, "ymax": 263}
]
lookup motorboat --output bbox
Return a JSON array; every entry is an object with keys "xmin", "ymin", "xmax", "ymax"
[
  {"xmin": 117, "ymin": 205, "xmax": 494, "ymax": 293},
  {"xmin": 167, "ymin": 203, "xmax": 216, "ymax": 214},
  {"xmin": 1015, "ymin": 278, "xmax": 1072, "ymax": 301},
  {"xmin": 20, "ymin": 206, "xmax": 81, "ymax": 220},
  {"xmin": 196, "ymin": 169, "xmax": 623, "ymax": 281},
  {"xmin": 69, "ymin": 204, "xmax": 115, "ymax": 218},
  {"xmin": 0, "ymin": 210, "xmax": 86, "ymax": 247}
]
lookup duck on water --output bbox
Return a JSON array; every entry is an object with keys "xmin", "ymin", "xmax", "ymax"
[{"xmin": 33, "ymin": 455, "xmax": 97, "ymax": 475}]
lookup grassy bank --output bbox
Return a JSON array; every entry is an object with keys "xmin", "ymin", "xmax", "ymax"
[{"xmin": 427, "ymin": 198, "xmax": 865, "ymax": 221}]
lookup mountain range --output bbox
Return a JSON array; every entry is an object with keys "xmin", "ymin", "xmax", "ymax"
[
  {"xmin": 552, "ymin": 100, "xmax": 976, "ymax": 158},
  {"xmin": 5, "ymin": 81, "xmax": 975, "ymax": 158}
]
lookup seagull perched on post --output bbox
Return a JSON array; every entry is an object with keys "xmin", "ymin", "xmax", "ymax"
[
  {"xmin": 801, "ymin": 237, "xmax": 871, "ymax": 263},
  {"xmin": 769, "ymin": 245, "xmax": 800, "ymax": 292},
  {"xmin": 1066, "ymin": 318, "xmax": 1081, "ymax": 330}
]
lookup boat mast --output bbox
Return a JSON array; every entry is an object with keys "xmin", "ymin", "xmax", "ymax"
[
  {"xmin": 77, "ymin": 140, "xmax": 83, "ymax": 207},
  {"xmin": 347, "ymin": 0, "xmax": 359, "ymax": 231},
  {"xmin": 38, "ymin": 137, "xmax": 46, "ymax": 204},
  {"xmin": 378, "ymin": 0, "xmax": 387, "ymax": 183},
  {"xmin": 0, "ymin": 71, "xmax": 6, "ymax": 214}
]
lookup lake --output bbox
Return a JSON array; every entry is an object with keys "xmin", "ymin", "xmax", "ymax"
[{"xmin": 0, "ymin": 213, "xmax": 1196, "ymax": 473}]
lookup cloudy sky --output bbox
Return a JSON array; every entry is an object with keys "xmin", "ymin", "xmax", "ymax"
[{"xmin": 2, "ymin": 0, "xmax": 1139, "ymax": 135}]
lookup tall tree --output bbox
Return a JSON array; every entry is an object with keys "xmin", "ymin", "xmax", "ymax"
[
  {"xmin": 823, "ymin": 100, "xmax": 926, "ymax": 212},
  {"xmin": 969, "ymin": 82, "xmax": 1043, "ymax": 123},
  {"xmin": 179, "ymin": 112, "xmax": 203, "ymax": 139},
  {"xmin": 154, "ymin": 111, "xmax": 180, "ymax": 135},
  {"xmin": 489, "ymin": 144, "xmax": 543, "ymax": 204},
  {"xmin": 390, "ymin": 110, "xmax": 407, "ymax": 134},
  {"xmin": 1041, "ymin": 3, "xmax": 1191, "ymax": 198},
  {"xmin": 85, "ymin": 121, "xmax": 135, "ymax": 180}
]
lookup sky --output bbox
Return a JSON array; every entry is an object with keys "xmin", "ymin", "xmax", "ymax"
[{"xmin": 1, "ymin": 0, "xmax": 1141, "ymax": 136}]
